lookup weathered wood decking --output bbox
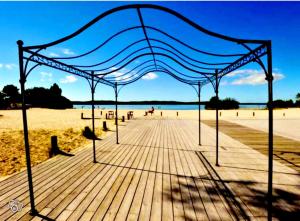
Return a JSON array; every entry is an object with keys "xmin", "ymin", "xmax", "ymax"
[
  {"xmin": 203, "ymin": 120, "xmax": 300, "ymax": 173},
  {"xmin": 0, "ymin": 119, "xmax": 299, "ymax": 221}
]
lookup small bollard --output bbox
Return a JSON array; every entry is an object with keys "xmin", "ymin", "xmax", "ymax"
[
  {"xmin": 50, "ymin": 136, "xmax": 58, "ymax": 157},
  {"xmin": 100, "ymin": 111, "xmax": 102, "ymax": 116},
  {"xmin": 105, "ymin": 113, "xmax": 108, "ymax": 119},
  {"xmin": 220, "ymin": 111, "xmax": 222, "ymax": 117},
  {"xmin": 176, "ymin": 112, "xmax": 179, "ymax": 116},
  {"xmin": 103, "ymin": 121, "xmax": 108, "ymax": 131},
  {"xmin": 127, "ymin": 113, "xmax": 130, "ymax": 120},
  {"xmin": 122, "ymin": 116, "xmax": 125, "ymax": 122},
  {"xmin": 161, "ymin": 112, "xmax": 163, "ymax": 117},
  {"xmin": 81, "ymin": 113, "xmax": 83, "ymax": 119},
  {"xmin": 253, "ymin": 112, "xmax": 255, "ymax": 117},
  {"xmin": 236, "ymin": 112, "xmax": 239, "ymax": 117}
]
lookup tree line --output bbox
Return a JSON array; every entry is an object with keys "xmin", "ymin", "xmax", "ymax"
[
  {"xmin": 205, "ymin": 93, "xmax": 300, "ymax": 109},
  {"xmin": 0, "ymin": 83, "xmax": 299, "ymax": 110},
  {"xmin": 0, "ymin": 84, "xmax": 73, "ymax": 109}
]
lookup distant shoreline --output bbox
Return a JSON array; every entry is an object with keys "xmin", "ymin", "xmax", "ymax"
[{"xmin": 72, "ymin": 100, "xmax": 267, "ymax": 105}]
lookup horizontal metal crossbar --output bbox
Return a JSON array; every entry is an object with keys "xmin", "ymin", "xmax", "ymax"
[
  {"xmin": 23, "ymin": 49, "xmax": 114, "ymax": 87},
  {"xmin": 219, "ymin": 44, "xmax": 268, "ymax": 77}
]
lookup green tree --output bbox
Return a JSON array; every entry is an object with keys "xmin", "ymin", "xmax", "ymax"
[
  {"xmin": 296, "ymin": 93, "xmax": 300, "ymax": 101},
  {"xmin": 222, "ymin": 98, "xmax": 239, "ymax": 109},
  {"xmin": 0, "ymin": 91, "xmax": 6, "ymax": 109},
  {"xmin": 50, "ymin": 83, "xmax": 62, "ymax": 96},
  {"xmin": 205, "ymin": 96, "xmax": 220, "ymax": 110},
  {"xmin": 25, "ymin": 85, "xmax": 72, "ymax": 109},
  {"xmin": 2, "ymin": 84, "xmax": 20, "ymax": 103},
  {"xmin": 205, "ymin": 96, "xmax": 239, "ymax": 110},
  {"xmin": 296, "ymin": 93, "xmax": 300, "ymax": 107}
]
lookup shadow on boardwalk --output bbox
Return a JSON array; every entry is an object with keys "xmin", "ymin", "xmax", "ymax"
[{"xmin": 195, "ymin": 151, "xmax": 300, "ymax": 221}]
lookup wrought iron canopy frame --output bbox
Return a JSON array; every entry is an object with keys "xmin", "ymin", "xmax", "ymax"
[{"xmin": 17, "ymin": 4, "xmax": 273, "ymax": 221}]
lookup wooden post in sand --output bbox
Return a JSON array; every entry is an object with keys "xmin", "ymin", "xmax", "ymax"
[
  {"xmin": 81, "ymin": 113, "xmax": 83, "ymax": 119},
  {"xmin": 122, "ymin": 116, "xmax": 125, "ymax": 122},
  {"xmin": 103, "ymin": 121, "xmax": 108, "ymax": 131},
  {"xmin": 50, "ymin": 136, "xmax": 58, "ymax": 157},
  {"xmin": 161, "ymin": 112, "xmax": 163, "ymax": 116}
]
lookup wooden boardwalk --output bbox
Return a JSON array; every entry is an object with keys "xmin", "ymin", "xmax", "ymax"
[
  {"xmin": 202, "ymin": 120, "xmax": 300, "ymax": 173},
  {"xmin": 0, "ymin": 119, "xmax": 299, "ymax": 221}
]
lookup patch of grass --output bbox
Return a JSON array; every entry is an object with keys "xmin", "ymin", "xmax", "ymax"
[{"xmin": 0, "ymin": 127, "xmax": 103, "ymax": 176}]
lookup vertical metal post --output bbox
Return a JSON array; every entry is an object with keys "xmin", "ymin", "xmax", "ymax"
[
  {"xmin": 91, "ymin": 72, "xmax": 96, "ymax": 163},
  {"xmin": 17, "ymin": 40, "xmax": 37, "ymax": 215},
  {"xmin": 115, "ymin": 83, "xmax": 119, "ymax": 144},
  {"xmin": 266, "ymin": 41, "xmax": 273, "ymax": 221},
  {"xmin": 198, "ymin": 82, "xmax": 201, "ymax": 146},
  {"xmin": 215, "ymin": 70, "xmax": 219, "ymax": 166}
]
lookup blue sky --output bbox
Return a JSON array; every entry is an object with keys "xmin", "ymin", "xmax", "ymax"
[{"xmin": 0, "ymin": 1, "xmax": 299, "ymax": 102}]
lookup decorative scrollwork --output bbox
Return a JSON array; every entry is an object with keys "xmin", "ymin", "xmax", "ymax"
[
  {"xmin": 219, "ymin": 44, "xmax": 267, "ymax": 77},
  {"xmin": 24, "ymin": 49, "xmax": 113, "ymax": 87}
]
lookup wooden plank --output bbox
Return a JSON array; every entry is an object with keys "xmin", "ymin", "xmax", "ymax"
[
  {"xmin": 1, "ymin": 119, "xmax": 299, "ymax": 221},
  {"xmin": 202, "ymin": 120, "xmax": 300, "ymax": 173},
  {"xmin": 103, "ymin": 120, "xmax": 158, "ymax": 221}
]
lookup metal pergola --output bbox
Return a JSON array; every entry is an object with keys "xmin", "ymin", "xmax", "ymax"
[{"xmin": 17, "ymin": 4, "xmax": 274, "ymax": 220}]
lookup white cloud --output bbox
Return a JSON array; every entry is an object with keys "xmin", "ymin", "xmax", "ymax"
[
  {"xmin": 106, "ymin": 68, "xmax": 136, "ymax": 82},
  {"xmin": 0, "ymin": 63, "xmax": 16, "ymax": 70},
  {"xmin": 142, "ymin": 72, "xmax": 158, "ymax": 80},
  {"xmin": 60, "ymin": 75, "xmax": 77, "ymax": 84},
  {"xmin": 40, "ymin": 71, "xmax": 53, "ymax": 82},
  {"xmin": 49, "ymin": 52, "xmax": 59, "ymax": 57},
  {"xmin": 226, "ymin": 69, "xmax": 284, "ymax": 86},
  {"xmin": 62, "ymin": 48, "xmax": 75, "ymax": 55}
]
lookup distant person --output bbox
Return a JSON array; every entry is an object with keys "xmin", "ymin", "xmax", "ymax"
[{"xmin": 149, "ymin": 106, "xmax": 155, "ymax": 115}]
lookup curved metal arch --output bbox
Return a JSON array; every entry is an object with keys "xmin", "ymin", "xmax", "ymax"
[
  {"xmin": 104, "ymin": 59, "xmax": 154, "ymax": 79},
  {"xmin": 107, "ymin": 64, "xmax": 157, "ymax": 83},
  {"xmin": 24, "ymin": 48, "xmax": 43, "ymax": 79},
  {"xmin": 111, "ymin": 62, "xmax": 208, "ymax": 86},
  {"xmin": 50, "ymin": 24, "xmax": 246, "ymax": 63},
  {"xmin": 156, "ymin": 60, "xmax": 213, "ymax": 79},
  {"xmin": 74, "ymin": 46, "xmax": 150, "ymax": 68},
  {"xmin": 72, "ymin": 37, "xmax": 232, "ymax": 70},
  {"xmin": 105, "ymin": 61, "xmax": 208, "ymax": 84},
  {"xmin": 149, "ymin": 38, "xmax": 232, "ymax": 65},
  {"xmin": 88, "ymin": 52, "xmax": 214, "ymax": 76},
  {"xmin": 118, "ymin": 67, "xmax": 205, "ymax": 86},
  {"xmin": 24, "ymin": 4, "xmax": 267, "ymax": 51},
  {"xmin": 75, "ymin": 43, "xmax": 222, "ymax": 71},
  {"xmin": 240, "ymin": 43, "xmax": 268, "ymax": 76},
  {"xmin": 53, "ymin": 26, "xmax": 144, "ymax": 60},
  {"xmin": 73, "ymin": 39, "xmax": 147, "ymax": 66},
  {"xmin": 136, "ymin": 68, "xmax": 206, "ymax": 85},
  {"xmin": 145, "ymin": 26, "xmax": 245, "ymax": 57},
  {"xmin": 146, "ymin": 45, "xmax": 221, "ymax": 70},
  {"xmin": 157, "ymin": 64, "xmax": 209, "ymax": 82}
]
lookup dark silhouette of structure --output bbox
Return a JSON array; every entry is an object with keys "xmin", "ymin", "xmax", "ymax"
[{"xmin": 17, "ymin": 4, "xmax": 274, "ymax": 220}]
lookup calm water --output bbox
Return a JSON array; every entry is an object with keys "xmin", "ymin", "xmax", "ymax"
[{"xmin": 74, "ymin": 104, "xmax": 266, "ymax": 110}]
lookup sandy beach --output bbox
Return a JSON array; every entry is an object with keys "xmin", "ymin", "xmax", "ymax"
[{"xmin": 0, "ymin": 107, "xmax": 299, "ymax": 177}]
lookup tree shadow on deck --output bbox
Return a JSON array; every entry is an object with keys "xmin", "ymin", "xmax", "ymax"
[{"xmin": 196, "ymin": 151, "xmax": 300, "ymax": 220}]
